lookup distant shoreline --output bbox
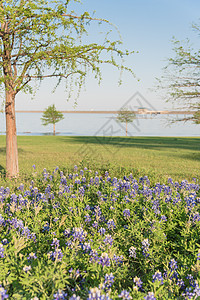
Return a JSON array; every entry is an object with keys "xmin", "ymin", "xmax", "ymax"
[{"xmin": 13, "ymin": 110, "xmax": 194, "ymax": 115}]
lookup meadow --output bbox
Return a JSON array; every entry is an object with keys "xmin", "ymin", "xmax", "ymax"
[
  {"xmin": 0, "ymin": 136, "xmax": 199, "ymax": 299},
  {"xmin": 0, "ymin": 136, "xmax": 199, "ymax": 181}
]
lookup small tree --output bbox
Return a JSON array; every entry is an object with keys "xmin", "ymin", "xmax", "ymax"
[
  {"xmin": 41, "ymin": 105, "xmax": 64, "ymax": 135},
  {"xmin": 193, "ymin": 104, "xmax": 200, "ymax": 124},
  {"xmin": 116, "ymin": 108, "xmax": 136, "ymax": 136}
]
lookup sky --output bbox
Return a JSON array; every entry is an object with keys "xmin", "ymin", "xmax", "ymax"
[{"xmin": 15, "ymin": 0, "xmax": 200, "ymax": 111}]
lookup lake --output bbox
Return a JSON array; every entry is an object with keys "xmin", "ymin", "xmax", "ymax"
[{"xmin": 0, "ymin": 112, "xmax": 199, "ymax": 137}]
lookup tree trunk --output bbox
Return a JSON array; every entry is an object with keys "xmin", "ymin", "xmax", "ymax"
[
  {"xmin": 5, "ymin": 91, "xmax": 19, "ymax": 178},
  {"xmin": 126, "ymin": 121, "xmax": 127, "ymax": 137},
  {"xmin": 53, "ymin": 123, "xmax": 55, "ymax": 135}
]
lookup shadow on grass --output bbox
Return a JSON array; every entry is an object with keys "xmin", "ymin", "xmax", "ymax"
[
  {"xmin": 0, "ymin": 147, "xmax": 25, "ymax": 154},
  {"xmin": 0, "ymin": 165, "xmax": 6, "ymax": 176},
  {"xmin": 59, "ymin": 136, "xmax": 200, "ymax": 162},
  {"xmin": 60, "ymin": 136, "xmax": 200, "ymax": 151}
]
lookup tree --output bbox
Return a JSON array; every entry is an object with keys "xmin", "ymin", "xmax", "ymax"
[
  {"xmin": 116, "ymin": 108, "xmax": 136, "ymax": 136},
  {"xmin": 0, "ymin": 0, "xmax": 134, "ymax": 178},
  {"xmin": 159, "ymin": 22, "xmax": 200, "ymax": 119},
  {"xmin": 41, "ymin": 104, "xmax": 64, "ymax": 135}
]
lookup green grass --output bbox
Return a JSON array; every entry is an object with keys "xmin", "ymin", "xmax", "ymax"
[{"xmin": 0, "ymin": 135, "xmax": 200, "ymax": 181}]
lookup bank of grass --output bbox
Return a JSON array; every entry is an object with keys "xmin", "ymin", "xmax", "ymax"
[{"xmin": 0, "ymin": 135, "xmax": 199, "ymax": 182}]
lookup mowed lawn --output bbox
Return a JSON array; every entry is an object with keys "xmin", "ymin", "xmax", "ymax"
[{"xmin": 0, "ymin": 135, "xmax": 200, "ymax": 181}]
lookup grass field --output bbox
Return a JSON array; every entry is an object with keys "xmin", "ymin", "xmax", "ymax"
[{"xmin": 0, "ymin": 135, "xmax": 199, "ymax": 181}]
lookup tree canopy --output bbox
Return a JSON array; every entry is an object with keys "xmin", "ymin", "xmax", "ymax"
[
  {"xmin": 41, "ymin": 104, "xmax": 64, "ymax": 135},
  {"xmin": 116, "ymin": 107, "xmax": 136, "ymax": 136},
  {"xmin": 0, "ymin": 0, "xmax": 135, "ymax": 177},
  {"xmin": 159, "ymin": 22, "xmax": 200, "ymax": 118}
]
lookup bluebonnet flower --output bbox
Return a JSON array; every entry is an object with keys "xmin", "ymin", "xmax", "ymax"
[
  {"xmin": 177, "ymin": 279, "xmax": 185, "ymax": 289},
  {"xmin": 1, "ymin": 239, "xmax": 8, "ymax": 245},
  {"xmin": 186, "ymin": 274, "xmax": 195, "ymax": 287},
  {"xmin": 103, "ymin": 235, "xmax": 113, "ymax": 246},
  {"xmin": 0, "ymin": 215, "xmax": 4, "ymax": 226},
  {"xmin": 0, "ymin": 244, "xmax": 5, "ymax": 258},
  {"xmin": 182, "ymin": 287, "xmax": 194, "ymax": 299},
  {"xmin": 48, "ymin": 249, "xmax": 63, "ymax": 261},
  {"xmin": 144, "ymin": 292, "xmax": 156, "ymax": 300},
  {"xmin": 0, "ymin": 285, "xmax": 9, "ymax": 299},
  {"xmin": 113, "ymin": 254, "xmax": 123, "ymax": 265},
  {"xmin": 63, "ymin": 228, "xmax": 71, "ymax": 238},
  {"xmin": 88, "ymin": 287, "xmax": 110, "ymax": 300},
  {"xmin": 32, "ymin": 164, "xmax": 36, "ymax": 170},
  {"xmin": 23, "ymin": 265, "xmax": 31, "ymax": 273},
  {"xmin": 72, "ymin": 227, "xmax": 87, "ymax": 242},
  {"xmin": 84, "ymin": 214, "xmax": 91, "ymax": 223},
  {"xmin": 129, "ymin": 246, "xmax": 136, "ymax": 258},
  {"xmin": 89, "ymin": 249, "xmax": 99, "ymax": 263},
  {"xmin": 51, "ymin": 238, "xmax": 60, "ymax": 248},
  {"xmin": 99, "ymin": 252, "xmax": 111, "ymax": 267},
  {"xmin": 169, "ymin": 259, "xmax": 178, "ymax": 270},
  {"xmin": 92, "ymin": 221, "xmax": 98, "ymax": 229},
  {"xmin": 98, "ymin": 227, "xmax": 106, "ymax": 235},
  {"xmin": 152, "ymin": 271, "xmax": 164, "ymax": 285},
  {"xmin": 160, "ymin": 215, "xmax": 167, "ymax": 222},
  {"xmin": 82, "ymin": 242, "xmax": 91, "ymax": 252},
  {"xmin": 43, "ymin": 222, "xmax": 50, "ymax": 232},
  {"xmin": 133, "ymin": 277, "xmax": 143, "ymax": 290},
  {"xmin": 107, "ymin": 219, "xmax": 116, "ymax": 230},
  {"xmin": 104, "ymin": 273, "xmax": 114, "ymax": 290},
  {"xmin": 118, "ymin": 290, "xmax": 132, "ymax": 299},
  {"xmin": 53, "ymin": 217, "xmax": 59, "ymax": 222},
  {"xmin": 123, "ymin": 209, "xmax": 130, "ymax": 219},
  {"xmin": 141, "ymin": 239, "xmax": 150, "ymax": 258},
  {"xmin": 27, "ymin": 252, "xmax": 37, "ymax": 260},
  {"xmin": 69, "ymin": 295, "xmax": 81, "ymax": 300},
  {"xmin": 53, "ymin": 290, "xmax": 67, "ymax": 299},
  {"xmin": 168, "ymin": 259, "xmax": 178, "ymax": 279},
  {"xmin": 193, "ymin": 282, "xmax": 200, "ymax": 297}
]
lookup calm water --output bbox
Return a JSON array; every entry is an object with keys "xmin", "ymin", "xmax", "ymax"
[{"xmin": 0, "ymin": 112, "xmax": 199, "ymax": 136}]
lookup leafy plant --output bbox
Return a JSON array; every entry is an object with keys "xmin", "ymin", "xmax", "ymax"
[{"xmin": 41, "ymin": 105, "xmax": 64, "ymax": 135}]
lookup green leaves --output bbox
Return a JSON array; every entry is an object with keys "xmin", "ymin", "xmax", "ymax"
[
  {"xmin": 41, "ymin": 104, "xmax": 64, "ymax": 126},
  {"xmin": 0, "ymin": 0, "xmax": 134, "ymax": 97}
]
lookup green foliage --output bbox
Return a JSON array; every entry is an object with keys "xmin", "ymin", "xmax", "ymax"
[
  {"xmin": 159, "ymin": 22, "xmax": 200, "ymax": 115},
  {"xmin": 0, "ymin": 0, "xmax": 134, "ymax": 99},
  {"xmin": 193, "ymin": 103, "xmax": 200, "ymax": 125},
  {"xmin": 0, "ymin": 166, "xmax": 200, "ymax": 299},
  {"xmin": 41, "ymin": 104, "xmax": 64, "ymax": 126},
  {"xmin": 116, "ymin": 107, "xmax": 136, "ymax": 124}
]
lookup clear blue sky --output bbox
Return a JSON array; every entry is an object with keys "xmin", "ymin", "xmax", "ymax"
[{"xmin": 15, "ymin": 0, "xmax": 200, "ymax": 111}]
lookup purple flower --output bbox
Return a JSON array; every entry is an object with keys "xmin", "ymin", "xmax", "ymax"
[
  {"xmin": 107, "ymin": 219, "xmax": 116, "ymax": 230},
  {"xmin": 72, "ymin": 227, "xmax": 87, "ymax": 242},
  {"xmin": 99, "ymin": 253, "xmax": 111, "ymax": 267},
  {"xmin": 152, "ymin": 271, "xmax": 164, "ymax": 285},
  {"xmin": 129, "ymin": 246, "xmax": 136, "ymax": 258},
  {"xmin": 123, "ymin": 209, "xmax": 130, "ymax": 219},
  {"xmin": 27, "ymin": 252, "xmax": 37, "ymax": 260},
  {"xmin": 103, "ymin": 235, "xmax": 113, "ymax": 247},
  {"xmin": 0, "ymin": 244, "xmax": 5, "ymax": 258},
  {"xmin": 69, "ymin": 295, "xmax": 81, "ymax": 300},
  {"xmin": 0, "ymin": 285, "xmax": 9, "ymax": 299},
  {"xmin": 98, "ymin": 227, "xmax": 106, "ymax": 235},
  {"xmin": 53, "ymin": 290, "xmax": 67, "ymax": 299},
  {"xmin": 144, "ymin": 292, "xmax": 156, "ymax": 300},
  {"xmin": 118, "ymin": 290, "xmax": 132, "ymax": 299},
  {"xmin": 84, "ymin": 214, "xmax": 91, "ymax": 223},
  {"xmin": 104, "ymin": 273, "xmax": 114, "ymax": 289},
  {"xmin": 23, "ymin": 265, "xmax": 31, "ymax": 273},
  {"xmin": 133, "ymin": 277, "xmax": 143, "ymax": 289},
  {"xmin": 141, "ymin": 239, "xmax": 150, "ymax": 258}
]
